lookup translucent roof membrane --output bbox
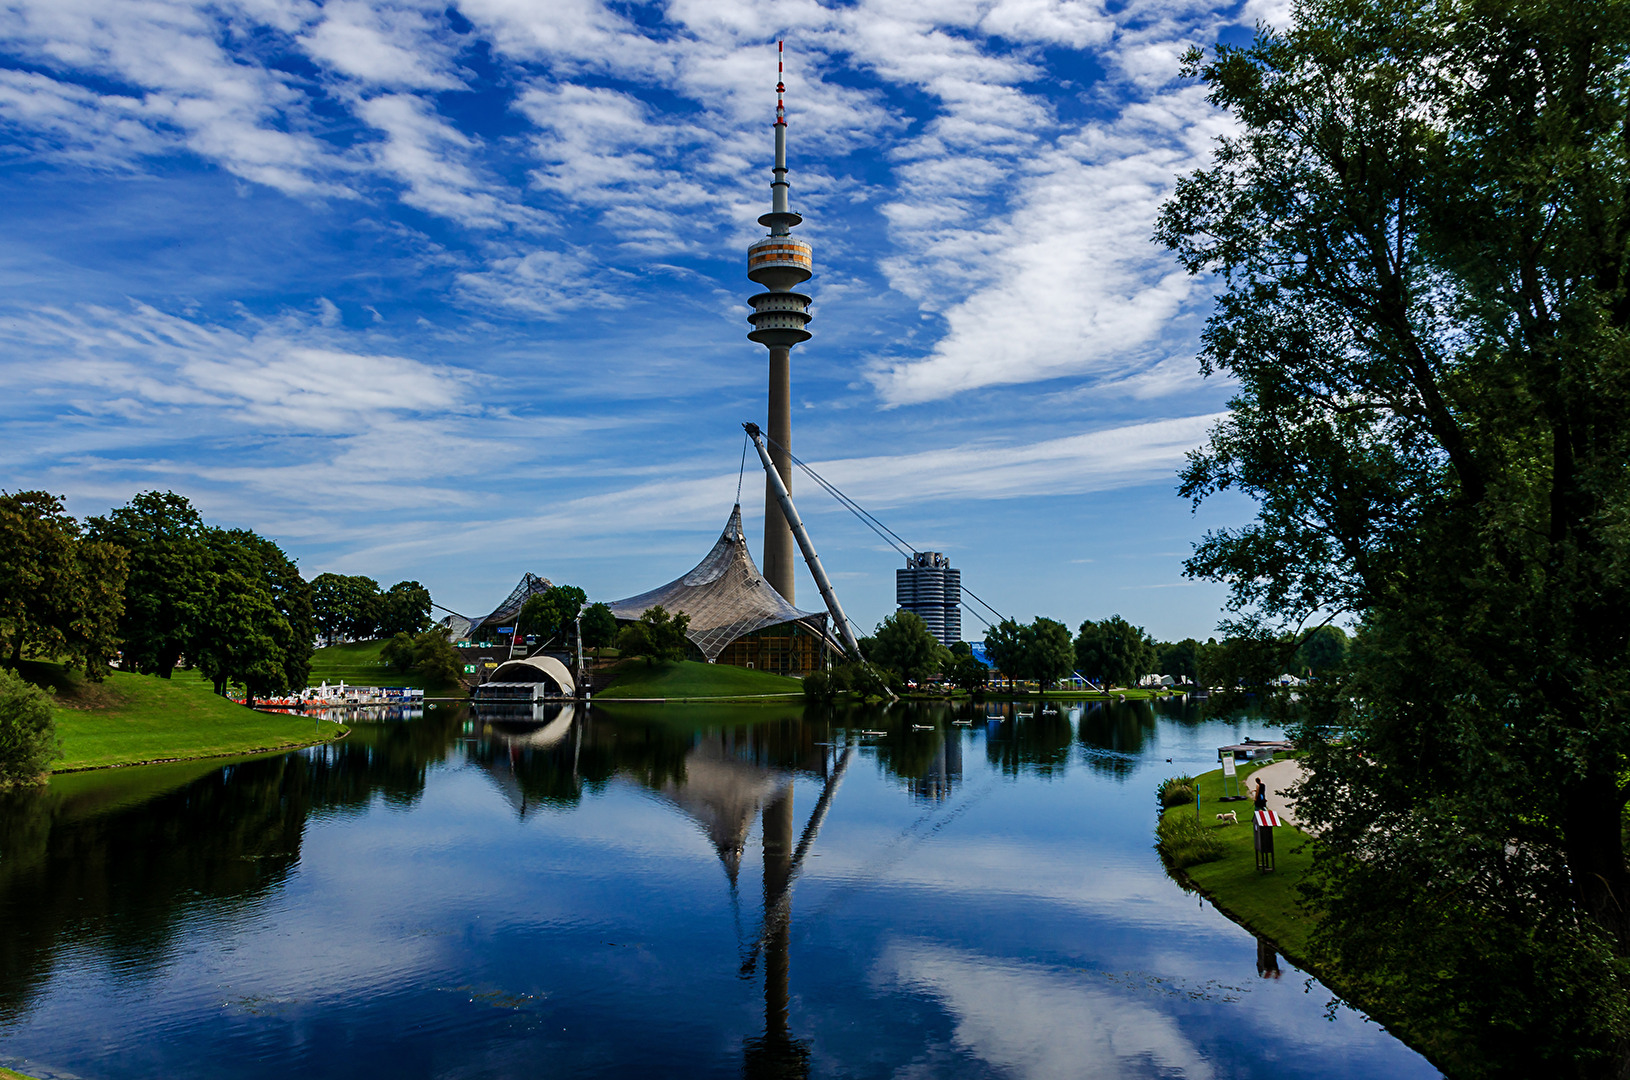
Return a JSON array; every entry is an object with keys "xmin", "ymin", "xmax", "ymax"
[{"xmin": 607, "ymin": 505, "xmax": 835, "ymax": 660}]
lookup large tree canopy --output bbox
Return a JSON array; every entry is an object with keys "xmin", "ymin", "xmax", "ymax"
[
  {"xmin": 0, "ymin": 491, "xmax": 126, "ymax": 679},
  {"xmin": 193, "ymin": 530, "xmax": 313, "ymax": 703},
  {"xmin": 518, "ymin": 585, "xmax": 588, "ymax": 648},
  {"xmin": 86, "ymin": 491, "xmax": 208, "ymax": 678},
  {"xmin": 870, "ymin": 611, "xmax": 950, "ymax": 684},
  {"xmin": 1074, "ymin": 616, "xmax": 1153, "ymax": 690},
  {"xmin": 1158, "ymin": 0, "xmax": 1630, "ymax": 1071}
]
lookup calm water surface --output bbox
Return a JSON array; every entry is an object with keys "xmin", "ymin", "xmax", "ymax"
[{"xmin": 0, "ymin": 699, "xmax": 1440, "ymax": 1079}]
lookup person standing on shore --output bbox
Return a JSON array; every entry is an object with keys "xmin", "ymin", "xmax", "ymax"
[{"xmin": 1254, "ymin": 777, "xmax": 1267, "ymax": 812}]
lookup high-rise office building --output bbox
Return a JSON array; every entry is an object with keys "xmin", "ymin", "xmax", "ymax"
[{"xmin": 896, "ymin": 552, "xmax": 962, "ymax": 647}]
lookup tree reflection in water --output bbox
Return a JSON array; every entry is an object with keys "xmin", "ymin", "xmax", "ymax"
[
  {"xmin": 1076, "ymin": 700, "xmax": 1158, "ymax": 776},
  {"xmin": 0, "ymin": 705, "xmax": 465, "ymax": 1025}
]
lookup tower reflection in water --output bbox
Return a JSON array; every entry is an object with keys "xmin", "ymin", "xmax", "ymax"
[{"xmin": 475, "ymin": 704, "xmax": 858, "ymax": 1078}]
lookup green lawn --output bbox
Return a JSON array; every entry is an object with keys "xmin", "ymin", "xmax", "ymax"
[
  {"xmin": 595, "ymin": 659, "xmax": 804, "ymax": 700},
  {"xmin": 1163, "ymin": 759, "xmax": 1319, "ymax": 963},
  {"xmin": 23, "ymin": 661, "xmax": 344, "ymax": 772},
  {"xmin": 1, "ymin": 1066, "xmax": 42, "ymax": 1080},
  {"xmin": 308, "ymin": 639, "xmax": 463, "ymax": 695}
]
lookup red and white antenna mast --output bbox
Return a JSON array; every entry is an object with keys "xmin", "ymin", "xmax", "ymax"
[{"xmin": 776, "ymin": 40, "xmax": 786, "ymax": 127}]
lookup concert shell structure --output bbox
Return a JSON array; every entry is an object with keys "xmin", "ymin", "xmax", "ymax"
[{"xmin": 606, "ymin": 506, "xmax": 835, "ymax": 675}]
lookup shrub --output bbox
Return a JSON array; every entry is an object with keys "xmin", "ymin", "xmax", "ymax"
[
  {"xmin": 0, "ymin": 666, "xmax": 59, "ymax": 787},
  {"xmin": 380, "ymin": 631, "xmax": 416, "ymax": 672},
  {"xmin": 1155, "ymin": 813, "xmax": 1225, "ymax": 869},
  {"xmin": 380, "ymin": 628, "xmax": 461, "ymax": 685},
  {"xmin": 1158, "ymin": 775, "xmax": 1197, "ymax": 808},
  {"xmin": 802, "ymin": 670, "xmax": 835, "ymax": 703}
]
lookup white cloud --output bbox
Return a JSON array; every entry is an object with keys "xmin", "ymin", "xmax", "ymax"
[
  {"xmin": 0, "ymin": 0, "xmax": 350, "ymax": 196},
  {"xmin": 298, "ymin": 0, "xmax": 464, "ymax": 91},
  {"xmin": 355, "ymin": 93, "xmax": 536, "ymax": 229},
  {"xmin": 0, "ymin": 301, "xmax": 478, "ymax": 434},
  {"xmin": 867, "ymin": 84, "xmax": 1228, "ymax": 404},
  {"xmin": 879, "ymin": 941, "xmax": 1216, "ymax": 1080},
  {"xmin": 0, "ymin": 70, "xmax": 170, "ymax": 167},
  {"xmin": 454, "ymin": 248, "xmax": 628, "ymax": 317},
  {"xmin": 329, "ymin": 412, "xmax": 1221, "ymax": 571},
  {"xmin": 515, "ymin": 83, "xmax": 722, "ymax": 251}
]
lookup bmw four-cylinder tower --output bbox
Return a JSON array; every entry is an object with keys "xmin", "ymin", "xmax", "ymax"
[{"xmin": 747, "ymin": 41, "xmax": 813, "ymax": 604}]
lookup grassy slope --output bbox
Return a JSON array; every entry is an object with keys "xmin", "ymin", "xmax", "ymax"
[
  {"xmin": 308, "ymin": 639, "xmax": 462, "ymax": 695},
  {"xmin": 1162, "ymin": 759, "xmax": 1318, "ymax": 961},
  {"xmin": 1, "ymin": 1066, "xmax": 42, "ymax": 1080},
  {"xmin": 596, "ymin": 659, "xmax": 804, "ymax": 700},
  {"xmin": 25, "ymin": 661, "xmax": 342, "ymax": 771}
]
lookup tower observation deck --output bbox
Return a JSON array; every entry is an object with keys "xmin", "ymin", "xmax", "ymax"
[{"xmin": 748, "ymin": 41, "xmax": 812, "ymax": 604}]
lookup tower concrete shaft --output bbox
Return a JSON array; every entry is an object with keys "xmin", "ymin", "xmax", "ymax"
[
  {"xmin": 747, "ymin": 41, "xmax": 812, "ymax": 604},
  {"xmin": 764, "ymin": 346, "xmax": 796, "ymax": 599}
]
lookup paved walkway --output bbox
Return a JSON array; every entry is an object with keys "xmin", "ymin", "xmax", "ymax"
[{"xmin": 1248, "ymin": 758, "xmax": 1306, "ymax": 826}]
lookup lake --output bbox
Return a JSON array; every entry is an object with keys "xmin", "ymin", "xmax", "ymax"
[{"xmin": 0, "ymin": 698, "xmax": 1441, "ymax": 1079}]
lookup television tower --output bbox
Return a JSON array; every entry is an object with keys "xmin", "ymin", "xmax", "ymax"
[{"xmin": 746, "ymin": 40, "xmax": 813, "ymax": 604}]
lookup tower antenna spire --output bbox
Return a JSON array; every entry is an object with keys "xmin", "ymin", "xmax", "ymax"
[{"xmin": 776, "ymin": 40, "xmax": 785, "ymax": 127}]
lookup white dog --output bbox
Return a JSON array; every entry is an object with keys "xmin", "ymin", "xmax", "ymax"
[{"xmin": 1215, "ymin": 811, "xmax": 1239, "ymax": 824}]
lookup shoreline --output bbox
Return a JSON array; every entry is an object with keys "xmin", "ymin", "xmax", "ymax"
[
  {"xmin": 50, "ymin": 723, "xmax": 350, "ymax": 775},
  {"xmin": 1159, "ymin": 760, "xmax": 1452, "ymax": 1076}
]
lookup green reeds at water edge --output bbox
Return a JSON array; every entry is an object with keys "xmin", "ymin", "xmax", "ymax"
[
  {"xmin": 1157, "ymin": 774, "xmax": 1197, "ymax": 807},
  {"xmin": 1155, "ymin": 775, "xmax": 1224, "ymax": 868},
  {"xmin": 1155, "ymin": 813, "xmax": 1226, "ymax": 868}
]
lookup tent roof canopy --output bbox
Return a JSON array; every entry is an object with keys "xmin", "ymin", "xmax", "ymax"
[
  {"xmin": 607, "ymin": 505, "xmax": 832, "ymax": 661},
  {"xmin": 444, "ymin": 572, "xmax": 554, "ymax": 639}
]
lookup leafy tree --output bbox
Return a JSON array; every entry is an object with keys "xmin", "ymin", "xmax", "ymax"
[
  {"xmin": 944, "ymin": 652, "xmax": 990, "ymax": 695},
  {"xmin": 1198, "ymin": 634, "xmax": 1282, "ymax": 690},
  {"xmin": 0, "ymin": 665, "xmax": 57, "ymax": 787},
  {"xmin": 86, "ymin": 491, "xmax": 212, "ymax": 678},
  {"xmin": 383, "ymin": 627, "xmax": 461, "ymax": 686},
  {"xmin": 617, "ymin": 606, "xmax": 691, "ymax": 666},
  {"xmin": 0, "ymin": 491, "xmax": 78, "ymax": 668},
  {"xmin": 1292, "ymin": 625, "xmax": 1348, "ymax": 677},
  {"xmin": 1155, "ymin": 638, "xmax": 1203, "ymax": 684},
  {"xmin": 63, "ymin": 539, "xmax": 127, "ymax": 681},
  {"xmin": 340, "ymin": 576, "xmax": 383, "ymax": 641},
  {"xmin": 193, "ymin": 530, "xmax": 313, "ymax": 704},
  {"xmin": 381, "ymin": 632, "xmax": 416, "ymax": 673},
  {"xmin": 311, "ymin": 573, "xmax": 350, "ymax": 645},
  {"xmin": 1159, "ymin": 0, "xmax": 1630, "ymax": 1070},
  {"xmin": 983, "ymin": 617, "xmax": 1075, "ymax": 692},
  {"xmin": 412, "ymin": 628, "xmax": 463, "ymax": 686},
  {"xmin": 981, "ymin": 619, "xmax": 1027, "ymax": 680},
  {"xmin": 870, "ymin": 611, "xmax": 950, "ymax": 684},
  {"xmin": 310, "ymin": 573, "xmax": 384, "ymax": 643},
  {"xmin": 0, "ymin": 491, "xmax": 126, "ymax": 678},
  {"xmin": 580, "ymin": 603, "xmax": 618, "ymax": 653},
  {"xmin": 379, "ymin": 581, "xmax": 432, "ymax": 638},
  {"xmin": 1074, "ymin": 616, "xmax": 1153, "ymax": 689},
  {"xmin": 518, "ymin": 585, "xmax": 587, "ymax": 647},
  {"xmin": 1022, "ymin": 617, "xmax": 1076, "ymax": 693}
]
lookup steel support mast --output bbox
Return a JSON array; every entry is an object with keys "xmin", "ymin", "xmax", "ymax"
[{"xmin": 744, "ymin": 423, "xmax": 860, "ymax": 658}]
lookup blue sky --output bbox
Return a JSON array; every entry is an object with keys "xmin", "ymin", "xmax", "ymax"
[{"xmin": 0, "ymin": 0, "xmax": 1281, "ymax": 643}]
